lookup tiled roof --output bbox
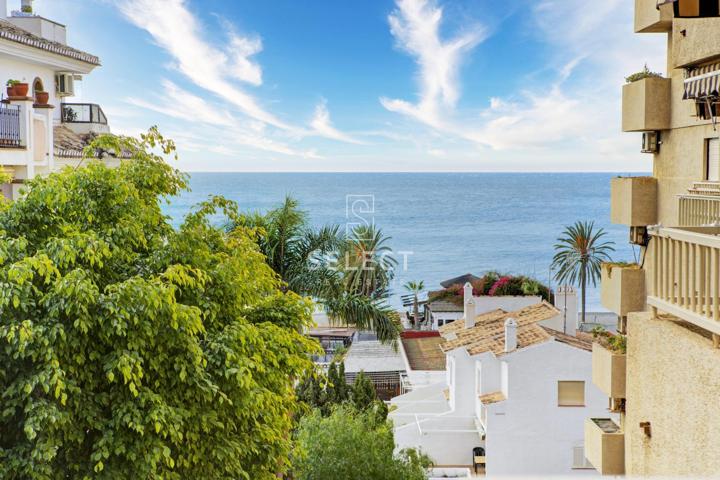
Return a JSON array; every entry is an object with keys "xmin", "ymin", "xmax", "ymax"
[
  {"xmin": 478, "ymin": 391, "xmax": 506, "ymax": 405},
  {"xmin": 54, "ymin": 126, "xmax": 130, "ymax": 159},
  {"xmin": 401, "ymin": 336, "xmax": 446, "ymax": 371},
  {"xmin": 438, "ymin": 309, "xmax": 507, "ymax": 334},
  {"xmin": 439, "ymin": 302, "xmax": 560, "ymax": 356},
  {"xmin": 546, "ymin": 327, "xmax": 593, "ymax": 352},
  {"xmin": 0, "ymin": 19, "xmax": 100, "ymax": 65}
]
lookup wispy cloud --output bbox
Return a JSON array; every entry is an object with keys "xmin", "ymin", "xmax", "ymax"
[
  {"xmin": 380, "ymin": 0, "xmax": 485, "ymax": 128},
  {"xmin": 116, "ymin": 0, "xmax": 291, "ymax": 130},
  {"xmin": 310, "ymin": 99, "xmax": 364, "ymax": 144}
]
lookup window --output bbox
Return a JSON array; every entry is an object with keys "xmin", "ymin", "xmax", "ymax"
[
  {"xmin": 674, "ymin": 0, "xmax": 720, "ymax": 18},
  {"xmin": 558, "ymin": 381, "xmax": 585, "ymax": 407},
  {"xmin": 707, "ymin": 138, "xmax": 720, "ymax": 181}
]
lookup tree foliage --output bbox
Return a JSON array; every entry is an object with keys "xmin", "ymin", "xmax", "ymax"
[
  {"xmin": 0, "ymin": 129, "xmax": 318, "ymax": 479},
  {"xmin": 551, "ymin": 221, "xmax": 615, "ymax": 322},
  {"xmin": 292, "ymin": 405, "xmax": 431, "ymax": 480},
  {"xmin": 232, "ymin": 197, "xmax": 400, "ymax": 342}
]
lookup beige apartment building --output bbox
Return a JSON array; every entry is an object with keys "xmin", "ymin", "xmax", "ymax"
[{"xmin": 584, "ymin": 0, "xmax": 720, "ymax": 476}]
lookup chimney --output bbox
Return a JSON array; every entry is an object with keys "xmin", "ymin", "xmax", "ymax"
[
  {"xmin": 554, "ymin": 285, "xmax": 578, "ymax": 336},
  {"xmin": 504, "ymin": 317, "xmax": 518, "ymax": 353},
  {"xmin": 463, "ymin": 282, "xmax": 475, "ymax": 329},
  {"xmin": 0, "ymin": 0, "xmax": 7, "ymax": 17}
]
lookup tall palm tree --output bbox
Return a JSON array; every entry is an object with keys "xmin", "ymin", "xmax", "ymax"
[
  {"xmin": 404, "ymin": 281, "xmax": 425, "ymax": 330},
  {"xmin": 231, "ymin": 196, "xmax": 400, "ymax": 342},
  {"xmin": 551, "ymin": 221, "xmax": 615, "ymax": 323},
  {"xmin": 341, "ymin": 224, "xmax": 397, "ymax": 299}
]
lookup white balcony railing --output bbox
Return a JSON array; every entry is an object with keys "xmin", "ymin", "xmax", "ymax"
[
  {"xmin": 648, "ymin": 226, "xmax": 720, "ymax": 336},
  {"xmin": 678, "ymin": 195, "xmax": 720, "ymax": 226}
]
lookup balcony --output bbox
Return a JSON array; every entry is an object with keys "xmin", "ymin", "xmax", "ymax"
[
  {"xmin": 635, "ymin": 0, "xmax": 673, "ymax": 32},
  {"xmin": 591, "ymin": 344, "xmax": 626, "ymax": 399},
  {"xmin": 0, "ymin": 104, "xmax": 22, "ymax": 148},
  {"xmin": 601, "ymin": 264, "xmax": 645, "ymax": 317},
  {"xmin": 648, "ymin": 226, "xmax": 720, "ymax": 337},
  {"xmin": 678, "ymin": 182, "xmax": 720, "ymax": 226},
  {"xmin": 622, "ymin": 77, "xmax": 671, "ymax": 132},
  {"xmin": 611, "ymin": 176, "xmax": 658, "ymax": 227},
  {"xmin": 584, "ymin": 418, "xmax": 625, "ymax": 476},
  {"xmin": 61, "ymin": 103, "xmax": 110, "ymax": 135},
  {"xmin": 672, "ymin": 17, "xmax": 720, "ymax": 68}
]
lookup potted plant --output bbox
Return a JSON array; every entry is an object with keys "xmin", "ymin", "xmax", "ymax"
[
  {"xmin": 624, "ymin": 64, "xmax": 662, "ymax": 84},
  {"xmin": 6, "ymin": 80, "xmax": 19, "ymax": 97},
  {"xmin": 34, "ymin": 86, "xmax": 49, "ymax": 105}
]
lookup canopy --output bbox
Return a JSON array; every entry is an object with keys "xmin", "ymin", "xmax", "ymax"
[{"xmin": 683, "ymin": 62, "xmax": 720, "ymax": 100}]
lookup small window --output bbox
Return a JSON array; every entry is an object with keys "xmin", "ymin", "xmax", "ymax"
[
  {"xmin": 707, "ymin": 138, "xmax": 720, "ymax": 182},
  {"xmin": 558, "ymin": 381, "xmax": 585, "ymax": 407}
]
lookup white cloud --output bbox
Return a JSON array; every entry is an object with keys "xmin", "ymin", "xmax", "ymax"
[
  {"xmin": 380, "ymin": 0, "xmax": 485, "ymax": 128},
  {"xmin": 310, "ymin": 100, "xmax": 364, "ymax": 144},
  {"xmin": 116, "ymin": 0, "xmax": 291, "ymax": 130}
]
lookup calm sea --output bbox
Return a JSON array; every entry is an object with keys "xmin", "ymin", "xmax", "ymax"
[{"xmin": 163, "ymin": 173, "xmax": 644, "ymax": 311}]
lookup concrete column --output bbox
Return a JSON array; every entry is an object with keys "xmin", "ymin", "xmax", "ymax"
[{"xmin": 10, "ymin": 98, "xmax": 34, "ymax": 178}]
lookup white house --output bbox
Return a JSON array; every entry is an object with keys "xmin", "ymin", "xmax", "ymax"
[
  {"xmin": 0, "ymin": 0, "xmax": 116, "ymax": 199},
  {"xmin": 391, "ymin": 283, "xmax": 612, "ymax": 476}
]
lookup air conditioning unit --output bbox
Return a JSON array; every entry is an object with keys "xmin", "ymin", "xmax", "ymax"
[
  {"xmin": 55, "ymin": 73, "xmax": 75, "ymax": 97},
  {"xmin": 641, "ymin": 131, "xmax": 659, "ymax": 154}
]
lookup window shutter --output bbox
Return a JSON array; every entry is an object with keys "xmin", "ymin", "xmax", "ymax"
[{"xmin": 558, "ymin": 381, "xmax": 585, "ymax": 406}]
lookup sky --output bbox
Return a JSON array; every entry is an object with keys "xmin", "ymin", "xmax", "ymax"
[{"xmin": 30, "ymin": 0, "xmax": 666, "ymax": 172}]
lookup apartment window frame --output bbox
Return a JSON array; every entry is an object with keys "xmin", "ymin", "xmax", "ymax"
[
  {"xmin": 557, "ymin": 380, "xmax": 585, "ymax": 407},
  {"xmin": 571, "ymin": 446, "xmax": 595, "ymax": 470},
  {"xmin": 706, "ymin": 137, "xmax": 720, "ymax": 182}
]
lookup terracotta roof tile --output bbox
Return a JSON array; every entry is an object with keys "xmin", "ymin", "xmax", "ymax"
[
  {"xmin": 478, "ymin": 391, "xmax": 506, "ymax": 405},
  {"xmin": 439, "ymin": 302, "xmax": 560, "ymax": 356},
  {"xmin": 0, "ymin": 19, "xmax": 100, "ymax": 65},
  {"xmin": 401, "ymin": 336, "xmax": 446, "ymax": 371}
]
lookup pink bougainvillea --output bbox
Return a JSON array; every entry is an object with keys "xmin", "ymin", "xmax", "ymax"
[{"xmin": 488, "ymin": 276, "xmax": 511, "ymax": 296}]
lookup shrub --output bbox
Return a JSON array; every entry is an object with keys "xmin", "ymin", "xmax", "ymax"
[{"xmin": 625, "ymin": 64, "xmax": 662, "ymax": 83}]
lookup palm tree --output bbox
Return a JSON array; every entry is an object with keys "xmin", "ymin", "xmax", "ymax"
[
  {"xmin": 340, "ymin": 224, "xmax": 397, "ymax": 299},
  {"xmin": 230, "ymin": 196, "xmax": 400, "ymax": 342},
  {"xmin": 404, "ymin": 281, "xmax": 425, "ymax": 330},
  {"xmin": 551, "ymin": 221, "xmax": 615, "ymax": 323}
]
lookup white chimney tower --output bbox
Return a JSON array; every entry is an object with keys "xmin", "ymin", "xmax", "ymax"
[
  {"xmin": 463, "ymin": 282, "xmax": 475, "ymax": 329},
  {"xmin": 0, "ymin": 0, "xmax": 7, "ymax": 17},
  {"xmin": 504, "ymin": 317, "xmax": 518, "ymax": 353},
  {"xmin": 554, "ymin": 285, "xmax": 578, "ymax": 336}
]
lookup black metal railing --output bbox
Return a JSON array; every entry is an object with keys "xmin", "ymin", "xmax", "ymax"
[
  {"xmin": 0, "ymin": 104, "xmax": 21, "ymax": 148},
  {"xmin": 61, "ymin": 103, "xmax": 108, "ymax": 125}
]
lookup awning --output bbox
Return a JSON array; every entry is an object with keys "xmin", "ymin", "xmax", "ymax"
[{"xmin": 683, "ymin": 63, "xmax": 720, "ymax": 100}]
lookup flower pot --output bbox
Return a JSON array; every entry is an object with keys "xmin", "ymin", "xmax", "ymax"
[
  {"xmin": 35, "ymin": 91, "xmax": 49, "ymax": 105},
  {"xmin": 6, "ymin": 86, "xmax": 16, "ymax": 97},
  {"xmin": 14, "ymin": 83, "xmax": 29, "ymax": 97}
]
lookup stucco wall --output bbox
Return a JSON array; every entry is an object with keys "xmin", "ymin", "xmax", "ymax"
[
  {"xmin": 625, "ymin": 312, "xmax": 720, "ymax": 476},
  {"xmin": 484, "ymin": 341, "xmax": 609, "ymax": 476},
  {"xmin": 1, "ymin": 56, "xmax": 60, "ymax": 121}
]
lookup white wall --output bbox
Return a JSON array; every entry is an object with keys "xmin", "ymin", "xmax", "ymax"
[
  {"xmin": 446, "ymin": 349, "xmax": 477, "ymax": 416},
  {"xmin": 1, "ymin": 56, "xmax": 59, "ymax": 120},
  {"xmin": 483, "ymin": 341, "xmax": 608, "ymax": 476}
]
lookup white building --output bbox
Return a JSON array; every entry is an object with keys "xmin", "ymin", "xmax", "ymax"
[
  {"xmin": 0, "ymin": 0, "xmax": 116, "ymax": 199},
  {"xmin": 391, "ymin": 284, "xmax": 611, "ymax": 476}
]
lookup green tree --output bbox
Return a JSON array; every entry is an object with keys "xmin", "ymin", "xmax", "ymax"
[
  {"xmin": 352, "ymin": 371, "xmax": 377, "ymax": 411},
  {"xmin": 233, "ymin": 198, "xmax": 400, "ymax": 342},
  {"xmin": 326, "ymin": 361, "xmax": 349, "ymax": 405},
  {"xmin": 0, "ymin": 129, "xmax": 318, "ymax": 479},
  {"xmin": 551, "ymin": 221, "xmax": 615, "ymax": 323},
  {"xmin": 341, "ymin": 224, "xmax": 397, "ymax": 298},
  {"xmin": 403, "ymin": 280, "xmax": 424, "ymax": 330},
  {"xmin": 293, "ymin": 406, "xmax": 431, "ymax": 480}
]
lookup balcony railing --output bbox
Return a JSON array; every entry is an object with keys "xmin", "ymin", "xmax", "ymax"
[
  {"xmin": 0, "ymin": 104, "xmax": 21, "ymax": 148},
  {"xmin": 61, "ymin": 103, "xmax": 108, "ymax": 125},
  {"xmin": 648, "ymin": 226, "xmax": 720, "ymax": 336},
  {"xmin": 679, "ymin": 195, "xmax": 720, "ymax": 226}
]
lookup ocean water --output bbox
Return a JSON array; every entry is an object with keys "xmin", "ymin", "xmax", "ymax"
[{"xmin": 163, "ymin": 173, "xmax": 644, "ymax": 311}]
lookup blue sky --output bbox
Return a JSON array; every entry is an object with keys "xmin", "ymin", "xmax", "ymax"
[{"xmin": 31, "ymin": 0, "xmax": 666, "ymax": 172}]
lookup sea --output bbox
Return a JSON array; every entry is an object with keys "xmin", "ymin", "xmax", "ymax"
[{"xmin": 163, "ymin": 173, "xmax": 645, "ymax": 311}]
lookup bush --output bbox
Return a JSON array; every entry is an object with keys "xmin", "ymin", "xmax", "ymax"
[
  {"xmin": 625, "ymin": 64, "xmax": 662, "ymax": 83},
  {"xmin": 293, "ymin": 405, "xmax": 431, "ymax": 480}
]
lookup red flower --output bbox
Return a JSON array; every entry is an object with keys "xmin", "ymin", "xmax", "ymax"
[{"xmin": 488, "ymin": 276, "xmax": 511, "ymax": 296}]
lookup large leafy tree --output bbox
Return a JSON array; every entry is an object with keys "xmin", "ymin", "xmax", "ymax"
[
  {"xmin": 551, "ymin": 221, "xmax": 615, "ymax": 323},
  {"xmin": 292, "ymin": 405, "xmax": 431, "ymax": 480},
  {"xmin": 0, "ymin": 130, "xmax": 318, "ymax": 479},
  {"xmin": 234, "ymin": 198, "xmax": 400, "ymax": 342},
  {"xmin": 403, "ymin": 281, "xmax": 424, "ymax": 330}
]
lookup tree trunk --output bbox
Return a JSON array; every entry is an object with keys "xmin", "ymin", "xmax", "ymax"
[
  {"xmin": 581, "ymin": 270, "xmax": 587, "ymax": 324},
  {"xmin": 413, "ymin": 295, "xmax": 419, "ymax": 331}
]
